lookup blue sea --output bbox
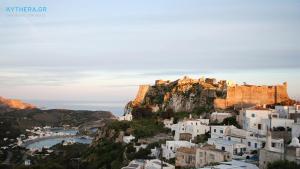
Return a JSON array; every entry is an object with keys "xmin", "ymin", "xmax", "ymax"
[{"xmin": 24, "ymin": 100, "xmax": 125, "ymax": 116}]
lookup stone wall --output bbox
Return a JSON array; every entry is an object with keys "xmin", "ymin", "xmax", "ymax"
[{"xmin": 214, "ymin": 82, "xmax": 290, "ymax": 109}]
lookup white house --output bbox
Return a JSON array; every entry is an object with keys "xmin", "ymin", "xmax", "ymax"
[
  {"xmin": 123, "ymin": 135, "xmax": 135, "ymax": 144},
  {"xmin": 172, "ymin": 118, "xmax": 210, "ymax": 141},
  {"xmin": 211, "ymin": 125, "xmax": 266, "ymax": 152},
  {"xmin": 207, "ymin": 138, "xmax": 247, "ymax": 156},
  {"xmin": 162, "ymin": 140, "xmax": 195, "ymax": 159},
  {"xmin": 163, "ymin": 118, "xmax": 174, "ymax": 129},
  {"xmin": 245, "ymin": 132, "xmax": 266, "ymax": 151},
  {"xmin": 275, "ymin": 105, "xmax": 299, "ymax": 118},
  {"xmin": 24, "ymin": 159, "xmax": 31, "ymax": 166},
  {"xmin": 264, "ymin": 131, "xmax": 284, "ymax": 153},
  {"xmin": 119, "ymin": 113, "xmax": 133, "ymax": 121},
  {"xmin": 292, "ymin": 119, "xmax": 300, "ymax": 138},
  {"xmin": 134, "ymin": 144, "xmax": 148, "ymax": 152},
  {"xmin": 262, "ymin": 118, "xmax": 294, "ymax": 131},
  {"xmin": 238, "ymin": 107, "xmax": 278, "ymax": 135},
  {"xmin": 210, "ymin": 125, "xmax": 235, "ymax": 139},
  {"xmin": 145, "ymin": 159, "xmax": 175, "ymax": 169}
]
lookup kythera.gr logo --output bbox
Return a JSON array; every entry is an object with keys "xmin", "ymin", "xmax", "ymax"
[{"xmin": 5, "ymin": 6, "xmax": 48, "ymax": 16}]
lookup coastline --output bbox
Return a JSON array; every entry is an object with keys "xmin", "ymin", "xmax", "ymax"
[{"xmin": 20, "ymin": 135, "xmax": 86, "ymax": 147}]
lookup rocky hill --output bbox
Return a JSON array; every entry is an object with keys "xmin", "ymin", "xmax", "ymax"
[
  {"xmin": 0, "ymin": 96, "xmax": 116, "ymax": 146},
  {"xmin": 0, "ymin": 96, "xmax": 35, "ymax": 111},
  {"xmin": 125, "ymin": 76, "xmax": 291, "ymax": 114}
]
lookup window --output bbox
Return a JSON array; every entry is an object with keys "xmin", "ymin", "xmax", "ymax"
[
  {"xmin": 209, "ymin": 154, "xmax": 215, "ymax": 160},
  {"xmin": 228, "ymin": 137, "xmax": 231, "ymax": 141},
  {"xmin": 272, "ymin": 143, "xmax": 276, "ymax": 147},
  {"xmin": 248, "ymin": 142, "xmax": 251, "ymax": 147},
  {"xmin": 258, "ymin": 124, "xmax": 262, "ymax": 130},
  {"xmin": 255, "ymin": 143, "xmax": 257, "ymax": 148},
  {"xmin": 220, "ymin": 130, "xmax": 223, "ymax": 134},
  {"xmin": 221, "ymin": 146, "xmax": 225, "ymax": 151},
  {"xmin": 214, "ymin": 129, "xmax": 216, "ymax": 133},
  {"xmin": 187, "ymin": 155, "xmax": 194, "ymax": 163},
  {"xmin": 199, "ymin": 152, "xmax": 203, "ymax": 157},
  {"xmin": 252, "ymin": 114, "xmax": 255, "ymax": 117}
]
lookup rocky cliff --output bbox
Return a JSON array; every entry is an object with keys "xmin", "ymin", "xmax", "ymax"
[
  {"xmin": 0, "ymin": 96, "xmax": 36, "ymax": 110},
  {"xmin": 125, "ymin": 76, "xmax": 291, "ymax": 114}
]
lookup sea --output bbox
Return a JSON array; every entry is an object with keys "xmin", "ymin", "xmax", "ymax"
[
  {"xmin": 25, "ymin": 100, "xmax": 125, "ymax": 116},
  {"xmin": 24, "ymin": 129, "xmax": 93, "ymax": 150}
]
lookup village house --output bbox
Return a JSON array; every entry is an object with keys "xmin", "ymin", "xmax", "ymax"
[
  {"xmin": 210, "ymin": 125, "xmax": 236, "ymax": 139},
  {"xmin": 161, "ymin": 140, "xmax": 196, "ymax": 160},
  {"xmin": 123, "ymin": 135, "xmax": 135, "ymax": 144},
  {"xmin": 262, "ymin": 117, "xmax": 294, "ymax": 131},
  {"xmin": 119, "ymin": 113, "xmax": 133, "ymax": 121},
  {"xmin": 245, "ymin": 132, "xmax": 266, "ymax": 151},
  {"xmin": 238, "ymin": 107, "xmax": 279, "ymax": 135},
  {"xmin": 175, "ymin": 147, "xmax": 197, "ymax": 168},
  {"xmin": 292, "ymin": 119, "xmax": 300, "ymax": 138},
  {"xmin": 275, "ymin": 105, "xmax": 300, "ymax": 119},
  {"xmin": 163, "ymin": 118, "xmax": 174, "ymax": 129},
  {"xmin": 195, "ymin": 144, "xmax": 232, "ymax": 167},
  {"xmin": 211, "ymin": 125, "xmax": 267, "ymax": 152},
  {"xmin": 259, "ymin": 133, "xmax": 300, "ymax": 169},
  {"xmin": 171, "ymin": 118, "xmax": 210, "ymax": 141},
  {"xmin": 207, "ymin": 138, "xmax": 247, "ymax": 156}
]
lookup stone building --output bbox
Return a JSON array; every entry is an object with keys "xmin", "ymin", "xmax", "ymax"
[
  {"xmin": 214, "ymin": 82, "xmax": 290, "ymax": 109},
  {"xmin": 259, "ymin": 132, "xmax": 300, "ymax": 169},
  {"xmin": 195, "ymin": 144, "xmax": 232, "ymax": 167},
  {"xmin": 175, "ymin": 147, "xmax": 197, "ymax": 168},
  {"xmin": 161, "ymin": 140, "xmax": 195, "ymax": 160}
]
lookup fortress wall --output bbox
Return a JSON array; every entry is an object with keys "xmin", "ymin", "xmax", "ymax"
[{"xmin": 214, "ymin": 83, "xmax": 289, "ymax": 109}]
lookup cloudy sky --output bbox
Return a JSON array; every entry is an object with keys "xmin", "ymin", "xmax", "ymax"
[{"xmin": 0, "ymin": 0, "xmax": 300, "ymax": 114}]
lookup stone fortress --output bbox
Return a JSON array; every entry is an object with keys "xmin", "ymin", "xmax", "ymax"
[
  {"xmin": 127, "ymin": 76, "xmax": 291, "ymax": 113},
  {"xmin": 214, "ymin": 82, "xmax": 289, "ymax": 109}
]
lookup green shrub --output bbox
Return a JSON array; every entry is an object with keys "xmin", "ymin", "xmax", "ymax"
[{"xmin": 267, "ymin": 160, "xmax": 300, "ymax": 169}]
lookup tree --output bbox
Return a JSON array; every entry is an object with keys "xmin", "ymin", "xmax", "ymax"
[
  {"xmin": 193, "ymin": 132, "xmax": 209, "ymax": 144},
  {"xmin": 131, "ymin": 107, "xmax": 153, "ymax": 119},
  {"xmin": 222, "ymin": 116, "xmax": 240, "ymax": 128},
  {"xmin": 160, "ymin": 109, "xmax": 174, "ymax": 119}
]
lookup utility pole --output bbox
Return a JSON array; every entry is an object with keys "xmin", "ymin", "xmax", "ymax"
[{"xmin": 160, "ymin": 147, "xmax": 163, "ymax": 169}]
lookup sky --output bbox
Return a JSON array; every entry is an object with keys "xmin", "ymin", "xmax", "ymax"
[{"xmin": 0, "ymin": 0, "xmax": 300, "ymax": 115}]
